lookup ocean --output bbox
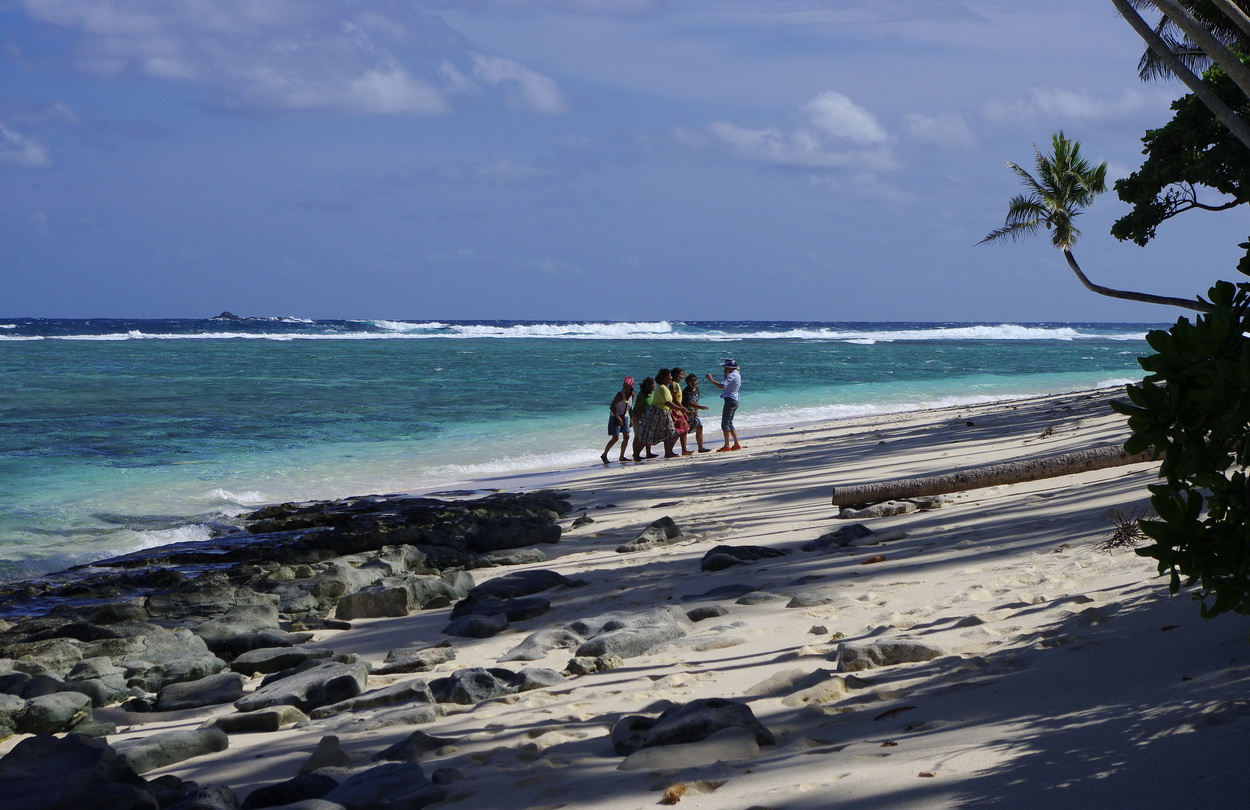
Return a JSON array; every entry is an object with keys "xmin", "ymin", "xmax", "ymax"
[{"xmin": 0, "ymin": 318, "xmax": 1160, "ymax": 581}]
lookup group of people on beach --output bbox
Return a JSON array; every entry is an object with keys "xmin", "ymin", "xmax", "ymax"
[{"xmin": 601, "ymin": 359, "xmax": 743, "ymax": 463}]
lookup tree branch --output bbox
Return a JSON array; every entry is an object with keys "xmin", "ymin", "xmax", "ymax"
[{"xmin": 1062, "ymin": 248, "xmax": 1214, "ymax": 312}]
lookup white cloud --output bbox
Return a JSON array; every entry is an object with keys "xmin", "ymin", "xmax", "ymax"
[
  {"xmin": 903, "ymin": 112, "xmax": 976, "ymax": 148},
  {"xmin": 981, "ymin": 87, "xmax": 1155, "ymax": 126},
  {"xmin": 16, "ymin": 1, "xmax": 454, "ymax": 116},
  {"xmin": 801, "ymin": 91, "xmax": 887, "ymax": 144},
  {"xmin": 709, "ymin": 91, "xmax": 896, "ymax": 171},
  {"xmin": 0, "ymin": 123, "xmax": 52, "ymax": 168},
  {"xmin": 470, "ymin": 53, "xmax": 568, "ymax": 114}
]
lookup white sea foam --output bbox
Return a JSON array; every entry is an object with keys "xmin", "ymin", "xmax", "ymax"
[
  {"xmin": 121, "ymin": 523, "xmax": 215, "ymax": 550},
  {"xmin": 210, "ymin": 488, "xmax": 269, "ymax": 508},
  {"xmin": 17, "ymin": 321, "xmax": 1150, "ymax": 342},
  {"xmin": 439, "ymin": 321, "xmax": 678, "ymax": 339},
  {"xmin": 371, "ymin": 319, "xmax": 445, "ymax": 332}
]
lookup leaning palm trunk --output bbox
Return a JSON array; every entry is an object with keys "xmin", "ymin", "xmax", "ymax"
[
  {"xmin": 830, "ymin": 445, "xmax": 1157, "ymax": 507},
  {"xmin": 1062, "ymin": 248, "xmax": 1214, "ymax": 313},
  {"xmin": 1111, "ymin": 0, "xmax": 1250, "ymax": 151}
]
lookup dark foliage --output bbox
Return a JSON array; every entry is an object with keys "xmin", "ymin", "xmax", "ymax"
[{"xmin": 1112, "ymin": 271, "xmax": 1250, "ymax": 618}]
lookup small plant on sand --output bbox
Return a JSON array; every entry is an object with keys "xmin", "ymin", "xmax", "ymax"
[{"xmin": 1099, "ymin": 507, "xmax": 1154, "ymax": 551}]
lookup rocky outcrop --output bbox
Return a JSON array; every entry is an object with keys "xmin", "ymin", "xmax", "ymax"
[{"xmin": 611, "ymin": 698, "xmax": 775, "ymax": 756}]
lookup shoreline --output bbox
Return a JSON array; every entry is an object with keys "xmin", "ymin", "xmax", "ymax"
[{"xmin": 5, "ymin": 387, "xmax": 1250, "ymax": 808}]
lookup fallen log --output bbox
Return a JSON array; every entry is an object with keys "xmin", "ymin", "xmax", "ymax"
[{"xmin": 831, "ymin": 445, "xmax": 1157, "ymax": 507}]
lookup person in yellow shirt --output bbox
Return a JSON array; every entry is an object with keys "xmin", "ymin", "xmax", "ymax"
[{"xmin": 633, "ymin": 368, "xmax": 680, "ymax": 460}]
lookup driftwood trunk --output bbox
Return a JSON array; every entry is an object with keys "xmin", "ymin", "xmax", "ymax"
[{"xmin": 831, "ymin": 445, "xmax": 1157, "ymax": 507}]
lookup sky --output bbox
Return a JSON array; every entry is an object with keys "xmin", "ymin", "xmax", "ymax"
[{"xmin": 1, "ymin": 0, "xmax": 1246, "ymax": 322}]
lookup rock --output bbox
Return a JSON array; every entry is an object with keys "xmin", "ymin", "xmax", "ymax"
[
  {"xmin": 571, "ymin": 605, "xmax": 692, "ymax": 660},
  {"xmin": 430, "ymin": 768, "xmax": 465, "ymax": 785},
  {"xmin": 429, "ymin": 667, "xmax": 524, "ymax": 705},
  {"xmin": 467, "ymin": 517, "xmax": 561, "ymax": 553},
  {"xmin": 2, "ymin": 638, "xmax": 83, "ymax": 678},
  {"xmin": 309, "ymin": 680, "xmax": 438, "ymax": 720},
  {"xmin": 321, "ymin": 762, "xmax": 446, "ymax": 810},
  {"xmin": 240, "ymin": 773, "xmax": 338, "ymax": 809},
  {"xmin": 838, "ymin": 639, "xmax": 948, "ymax": 672},
  {"xmin": 450, "ymin": 570, "xmax": 570, "ymax": 618},
  {"xmin": 451, "ymin": 595, "xmax": 551, "ymax": 622},
  {"xmin": 408, "ymin": 573, "xmax": 474, "ymax": 609},
  {"xmin": 146, "ymin": 584, "xmax": 279, "ymax": 625},
  {"xmin": 334, "ymin": 584, "xmax": 414, "ymax": 620},
  {"xmin": 156, "ymin": 673, "xmax": 246, "ymax": 711},
  {"xmin": 115, "ymin": 728, "xmax": 230, "ymax": 775},
  {"xmin": 312, "ymin": 703, "xmax": 442, "ymax": 735},
  {"xmin": 211, "ymin": 706, "xmax": 309, "ymax": 734},
  {"xmin": 839, "ymin": 501, "xmax": 918, "ymax": 520},
  {"xmin": 801, "ymin": 523, "xmax": 876, "ymax": 551},
  {"xmin": 786, "ymin": 591, "xmax": 838, "ymax": 608},
  {"xmin": 212, "ymin": 631, "xmax": 314, "ymax": 661},
  {"xmin": 611, "ymin": 698, "xmax": 775, "ymax": 756},
  {"xmin": 575, "ymin": 624, "xmax": 685, "ymax": 659},
  {"xmin": 307, "ymin": 561, "xmax": 386, "ymax": 603},
  {"xmin": 129, "ymin": 651, "xmax": 227, "ymax": 693},
  {"xmin": 516, "ymin": 667, "xmax": 566, "ymax": 690},
  {"xmin": 0, "ymin": 671, "xmax": 30, "ymax": 697},
  {"xmin": 230, "ymin": 647, "xmax": 335, "ymax": 677},
  {"xmin": 63, "ymin": 657, "xmax": 129, "ymax": 706},
  {"xmin": 374, "ymin": 643, "xmax": 456, "ymax": 675},
  {"xmin": 371, "ymin": 730, "xmax": 459, "ymax": 763},
  {"xmin": 234, "ymin": 661, "xmax": 368, "ymax": 714},
  {"xmin": 618, "ymin": 726, "xmax": 761, "ymax": 771},
  {"xmin": 498, "ymin": 628, "xmax": 585, "ymax": 662},
  {"xmin": 686, "ymin": 605, "xmax": 730, "ymax": 622},
  {"xmin": 192, "ymin": 605, "xmax": 282, "ymax": 652},
  {"xmin": 474, "ymin": 548, "xmax": 548, "ymax": 567},
  {"xmin": 164, "ymin": 784, "xmax": 240, "ymax": 810},
  {"xmin": 615, "ymin": 516, "xmax": 682, "ymax": 553},
  {"xmin": 16, "ymin": 691, "xmax": 93, "ymax": 734},
  {"xmin": 700, "ymin": 545, "xmax": 791, "ymax": 572},
  {"xmin": 0, "ymin": 692, "xmax": 24, "ymax": 738},
  {"xmin": 298, "ymin": 735, "xmax": 350, "ymax": 774},
  {"xmin": 441, "ymin": 613, "xmax": 509, "ymax": 639},
  {"xmin": 735, "ymin": 591, "xmax": 788, "ymax": 605},
  {"xmin": 563, "ymin": 654, "xmax": 623, "ymax": 675},
  {"xmin": 21, "ymin": 674, "xmax": 64, "ymax": 698},
  {"xmin": 0, "ymin": 734, "xmax": 157, "ymax": 810}
]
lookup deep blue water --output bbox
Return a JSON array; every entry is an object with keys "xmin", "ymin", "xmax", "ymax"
[{"xmin": 0, "ymin": 318, "xmax": 1161, "ymax": 579}]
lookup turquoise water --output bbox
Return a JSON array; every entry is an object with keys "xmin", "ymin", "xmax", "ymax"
[{"xmin": 0, "ymin": 318, "xmax": 1159, "ymax": 579}]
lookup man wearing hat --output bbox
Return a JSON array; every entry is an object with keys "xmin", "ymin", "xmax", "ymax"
[{"xmin": 706, "ymin": 359, "xmax": 742, "ymax": 452}]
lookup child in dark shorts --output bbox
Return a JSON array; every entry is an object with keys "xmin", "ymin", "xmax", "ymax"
[{"xmin": 683, "ymin": 373, "xmax": 711, "ymax": 453}]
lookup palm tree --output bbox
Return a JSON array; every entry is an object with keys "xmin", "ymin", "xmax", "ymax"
[{"xmin": 981, "ymin": 131, "xmax": 1213, "ymax": 313}]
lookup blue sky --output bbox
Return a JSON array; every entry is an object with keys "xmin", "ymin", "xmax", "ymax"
[{"xmin": 1, "ymin": 0, "xmax": 1244, "ymax": 321}]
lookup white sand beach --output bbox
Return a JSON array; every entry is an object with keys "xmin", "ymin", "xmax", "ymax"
[{"xmin": 13, "ymin": 388, "xmax": 1250, "ymax": 809}]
